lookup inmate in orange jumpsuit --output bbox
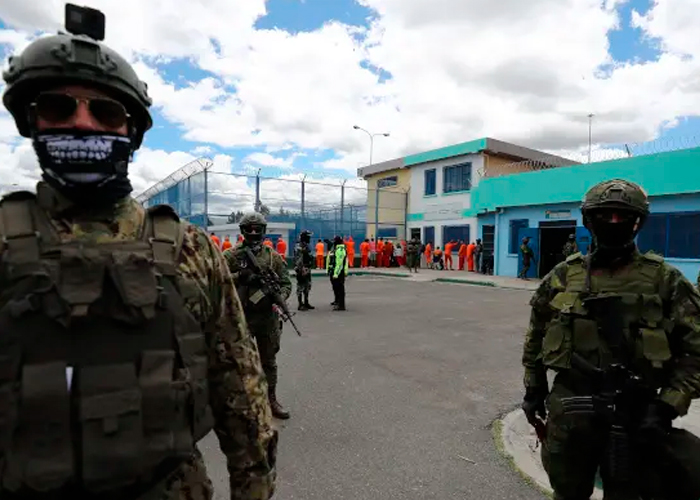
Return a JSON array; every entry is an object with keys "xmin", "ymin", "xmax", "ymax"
[
  {"xmin": 458, "ymin": 242, "xmax": 467, "ymax": 270},
  {"xmin": 263, "ymin": 238, "xmax": 273, "ymax": 248},
  {"xmin": 376, "ymin": 239, "xmax": 385, "ymax": 267},
  {"xmin": 221, "ymin": 236, "xmax": 232, "ymax": 251},
  {"xmin": 424, "ymin": 243, "xmax": 432, "ymax": 268},
  {"xmin": 346, "ymin": 236, "xmax": 355, "ymax": 268},
  {"xmin": 237, "ymin": 234, "xmax": 244, "ymax": 243},
  {"xmin": 210, "ymin": 233, "xmax": 221, "ymax": 249},
  {"xmin": 444, "ymin": 241, "xmax": 454, "ymax": 270},
  {"xmin": 360, "ymin": 240, "xmax": 370, "ymax": 268},
  {"xmin": 315, "ymin": 240, "xmax": 325, "ymax": 269},
  {"xmin": 466, "ymin": 242, "xmax": 476, "ymax": 271},
  {"xmin": 384, "ymin": 240, "xmax": 394, "ymax": 267},
  {"xmin": 276, "ymin": 238, "xmax": 287, "ymax": 263}
]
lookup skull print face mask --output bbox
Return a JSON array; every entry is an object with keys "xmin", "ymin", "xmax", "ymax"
[{"xmin": 32, "ymin": 130, "xmax": 134, "ymax": 206}]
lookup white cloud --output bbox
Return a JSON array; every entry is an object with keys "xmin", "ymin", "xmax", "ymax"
[{"xmin": 0, "ymin": 0, "xmax": 699, "ymax": 195}]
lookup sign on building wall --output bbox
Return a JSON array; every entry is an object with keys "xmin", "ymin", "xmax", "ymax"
[
  {"xmin": 545, "ymin": 209, "xmax": 572, "ymax": 220},
  {"xmin": 423, "ymin": 202, "xmax": 465, "ymax": 221}
]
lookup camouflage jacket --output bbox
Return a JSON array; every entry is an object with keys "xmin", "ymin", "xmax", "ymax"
[
  {"xmin": 294, "ymin": 242, "xmax": 314, "ymax": 272},
  {"xmin": 223, "ymin": 242, "xmax": 292, "ymax": 307},
  {"xmin": 523, "ymin": 249, "xmax": 700, "ymax": 416},
  {"xmin": 4, "ymin": 183, "xmax": 278, "ymax": 499},
  {"xmin": 406, "ymin": 240, "xmax": 421, "ymax": 256}
]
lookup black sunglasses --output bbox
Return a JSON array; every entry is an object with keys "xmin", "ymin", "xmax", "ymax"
[{"xmin": 33, "ymin": 92, "xmax": 130, "ymax": 129}]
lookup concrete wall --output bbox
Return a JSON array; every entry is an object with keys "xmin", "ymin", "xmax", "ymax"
[
  {"xmin": 406, "ymin": 153, "xmax": 484, "ymax": 247},
  {"xmin": 365, "ymin": 168, "xmax": 410, "ymax": 240},
  {"xmin": 490, "ymin": 193, "xmax": 700, "ymax": 283}
]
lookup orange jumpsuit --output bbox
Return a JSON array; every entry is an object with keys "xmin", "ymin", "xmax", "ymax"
[
  {"xmin": 376, "ymin": 240, "xmax": 385, "ymax": 267},
  {"xmin": 458, "ymin": 243, "xmax": 467, "ymax": 270},
  {"xmin": 210, "ymin": 234, "xmax": 221, "ymax": 249},
  {"xmin": 346, "ymin": 237, "xmax": 356, "ymax": 268},
  {"xmin": 466, "ymin": 243, "xmax": 476, "ymax": 272},
  {"xmin": 444, "ymin": 242, "xmax": 454, "ymax": 270},
  {"xmin": 237, "ymin": 234, "xmax": 244, "ymax": 243},
  {"xmin": 221, "ymin": 237, "xmax": 232, "ymax": 251},
  {"xmin": 360, "ymin": 241, "xmax": 370, "ymax": 268},
  {"xmin": 263, "ymin": 239, "xmax": 273, "ymax": 248},
  {"xmin": 384, "ymin": 241, "xmax": 394, "ymax": 267},
  {"xmin": 424, "ymin": 243, "xmax": 432, "ymax": 268},
  {"xmin": 276, "ymin": 238, "xmax": 287, "ymax": 263},
  {"xmin": 315, "ymin": 241, "xmax": 325, "ymax": 269}
]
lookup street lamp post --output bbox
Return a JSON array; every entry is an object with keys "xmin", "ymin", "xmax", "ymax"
[{"xmin": 353, "ymin": 125, "xmax": 390, "ymax": 241}]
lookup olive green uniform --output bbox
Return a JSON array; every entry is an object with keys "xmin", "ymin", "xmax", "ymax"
[
  {"xmin": 224, "ymin": 242, "xmax": 292, "ymax": 397},
  {"xmin": 524, "ymin": 251, "xmax": 700, "ymax": 499}
]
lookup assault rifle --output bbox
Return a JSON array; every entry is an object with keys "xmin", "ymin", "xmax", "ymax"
[
  {"xmin": 560, "ymin": 352, "xmax": 700, "ymax": 499},
  {"xmin": 243, "ymin": 247, "xmax": 302, "ymax": 337}
]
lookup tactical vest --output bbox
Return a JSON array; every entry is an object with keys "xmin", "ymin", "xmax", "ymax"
[
  {"xmin": 541, "ymin": 252, "xmax": 673, "ymax": 386},
  {"xmin": 0, "ymin": 192, "xmax": 214, "ymax": 495}
]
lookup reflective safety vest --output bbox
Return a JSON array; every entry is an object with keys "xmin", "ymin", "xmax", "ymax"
[{"xmin": 0, "ymin": 192, "xmax": 213, "ymax": 495}]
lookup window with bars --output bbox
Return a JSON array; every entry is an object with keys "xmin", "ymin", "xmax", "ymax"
[
  {"xmin": 443, "ymin": 163, "xmax": 472, "ymax": 193},
  {"xmin": 636, "ymin": 211, "xmax": 700, "ymax": 259}
]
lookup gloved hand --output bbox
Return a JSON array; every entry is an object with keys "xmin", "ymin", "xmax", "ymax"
[
  {"xmin": 637, "ymin": 400, "xmax": 677, "ymax": 444},
  {"xmin": 522, "ymin": 386, "xmax": 548, "ymax": 427}
]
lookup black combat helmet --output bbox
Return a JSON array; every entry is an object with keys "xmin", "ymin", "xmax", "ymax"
[{"xmin": 2, "ymin": 4, "xmax": 153, "ymax": 149}]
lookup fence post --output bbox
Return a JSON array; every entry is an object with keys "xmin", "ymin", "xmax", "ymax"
[
  {"xmin": 301, "ymin": 175, "xmax": 306, "ymax": 225},
  {"xmin": 255, "ymin": 169, "xmax": 261, "ymax": 211},
  {"xmin": 203, "ymin": 168, "xmax": 209, "ymax": 229},
  {"xmin": 374, "ymin": 186, "xmax": 380, "ymax": 240},
  {"xmin": 340, "ymin": 180, "xmax": 346, "ymax": 236}
]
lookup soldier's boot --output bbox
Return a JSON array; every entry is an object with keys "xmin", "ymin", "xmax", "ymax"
[
  {"xmin": 303, "ymin": 291, "xmax": 315, "ymax": 309},
  {"xmin": 268, "ymin": 385, "xmax": 290, "ymax": 419},
  {"xmin": 297, "ymin": 295, "xmax": 308, "ymax": 311}
]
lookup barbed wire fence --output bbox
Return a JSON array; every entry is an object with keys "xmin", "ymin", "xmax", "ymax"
[
  {"xmin": 136, "ymin": 165, "xmax": 409, "ymax": 243},
  {"xmin": 477, "ymin": 135, "xmax": 700, "ymax": 178}
]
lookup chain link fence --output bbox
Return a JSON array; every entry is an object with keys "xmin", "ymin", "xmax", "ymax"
[{"xmin": 136, "ymin": 162, "xmax": 409, "ymax": 244}]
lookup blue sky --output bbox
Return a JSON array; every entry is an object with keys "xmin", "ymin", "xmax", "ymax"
[{"xmin": 1, "ymin": 0, "xmax": 699, "ymax": 184}]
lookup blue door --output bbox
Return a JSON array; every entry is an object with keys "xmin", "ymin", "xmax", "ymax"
[
  {"xmin": 575, "ymin": 226, "xmax": 591, "ymax": 256},
  {"xmin": 517, "ymin": 227, "xmax": 539, "ymax": 278},
  {"xmin": 424, "ymin": 226, "xmax": 435, "ymax": 246}
]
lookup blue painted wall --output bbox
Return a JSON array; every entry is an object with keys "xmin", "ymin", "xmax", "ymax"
[
  {"xmin": 472, "ymin": 147, "xmax": 700, "ymax": 212},
  {"xmin": 490, "ymin": 193, "xmax": 700, "ymax": 283}
]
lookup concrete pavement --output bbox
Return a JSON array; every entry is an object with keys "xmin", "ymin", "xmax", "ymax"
[{"xmin": 498, "ymin": 400, "xmax": 700, "ymax": 499}]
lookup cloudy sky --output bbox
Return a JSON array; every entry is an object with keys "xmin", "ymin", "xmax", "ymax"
[{"xmin": 0, "ymin": 0, "xmax": 699, "ymax": 202}]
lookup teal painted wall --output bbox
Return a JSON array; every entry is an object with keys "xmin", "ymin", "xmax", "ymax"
[
  {"xmin": 404, "ymin": 138, "xmax": 487, "ymax": 166},
  {"xmin": 471, "ymin": 147, "xmax": 700, "ymax": 212}
]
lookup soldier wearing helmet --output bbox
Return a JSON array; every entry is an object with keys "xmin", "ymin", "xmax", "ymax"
[
  {"xmin": 0, "ymin": 5, "xmax": 277, "ymax": 499},
  {"xmin": 518, "ymin": 236, "xmax": 535, "ymax": 279},
  {"xmin": 294, "ymin": 229, "xmax": 316, "ymax": 311},
  {"xmin": 521, "ymin": 179, "xmax": 700, "ymax": 499},
  {"xmin": 223, "ymin": 212, "xmax": 293, "ymax": 419},
  {"xmin": 562, "ymin": 234, "xmax": 578, "ymax": 258}
]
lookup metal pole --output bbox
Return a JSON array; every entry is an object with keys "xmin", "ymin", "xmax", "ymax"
[
  {"xmin": 352, "ymin": 125, "xmax": 390, "ymax": 240},
  {"xmin": 203, "ymin": 167, "xmax": 209, "ymax": 229},
  {"xmin": 301, "ymin": 174, "xmax": 306, "ymax": 223},
  {"xmin": 340, "ymin": 180, "xmax": 346, "ymax": 235},
  {"xmin": 255, "ymin": 168, "xmax": 261, "ymax": 211},
  {"xmin": 588, "ymin": 113, "xmax": 594, "ymax": 164}
]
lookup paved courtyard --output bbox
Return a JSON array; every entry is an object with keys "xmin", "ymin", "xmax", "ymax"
[{"xmin": 199, "ymin": 275, "xmax": 546, "ymax": 499}]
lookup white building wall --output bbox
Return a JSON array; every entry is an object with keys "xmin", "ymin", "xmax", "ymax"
[{"xmin": 407, "ymin": 154, "xmax": 484, "ymax": 247}]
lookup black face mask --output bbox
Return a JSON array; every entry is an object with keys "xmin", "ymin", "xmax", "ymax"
[
  {"xmin": 586, "ymin": 210, "xmax": 640, "ymax": 264},
  {"xmin": 32, "ymin": 130, "xmax": 133, "ymax": 206}
]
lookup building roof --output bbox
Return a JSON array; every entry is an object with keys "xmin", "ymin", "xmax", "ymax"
[{"xmin": 357, "ymin": 137, "xmax": 579, "ymax": 178}]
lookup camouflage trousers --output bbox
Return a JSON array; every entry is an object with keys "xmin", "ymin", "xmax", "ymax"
[
  {"xmin": 296, "ymin": 273, "xmax": 312, "ymax": 297},
  {"xmin": 542, "ymin": 380, "xmax": 637, "ymax": 500},
  {"xmin": 249, "ymin": 315, "xmax": 282, "ymax": 388},
  {"xmin": 160, "ymin": 451, "xmax": 214, "ymax": 500}
]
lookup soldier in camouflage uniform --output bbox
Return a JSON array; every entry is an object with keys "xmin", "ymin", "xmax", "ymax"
[
  {"xmin": 0, "ymin": 7, "xmax": 277, "ymax": 499},
  {"xmin": 294, "ymin": 230, "xmax": 315, "ymax": 311},
  {"xmin": 406, "ymin": 236, "xmax": 421, "ymax": 273},
  {"xmin": 224, "ymin": 213, "xmax": 293, "ymax": 420},
  {"xmin": 562, "ymin": 233, "xmax": 578, "ymax": 258},
  {"xmin": 522, "ymin": 179, "xmax": 700, "ymax": 500}
]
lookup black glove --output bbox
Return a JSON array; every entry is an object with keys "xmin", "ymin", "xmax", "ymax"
[
  {"xmin": 238, "ymin": 268, "xmax": 255, "ymax": 284},
  {"xmin": 522, "ymin": 386, "xmax": 548, "ymax": 427},
  {"xmin": 637, "ymin": 400, "xmax": 677, "ymax": 444}
]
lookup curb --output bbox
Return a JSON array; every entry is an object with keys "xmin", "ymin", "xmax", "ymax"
[
  {"xmin": 497, "ymin": 409, "xmax": 605, "ymax": 499},
  {"xmin": 435, "ymin": 277, "xmax": 496, "ymax": 287}
]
